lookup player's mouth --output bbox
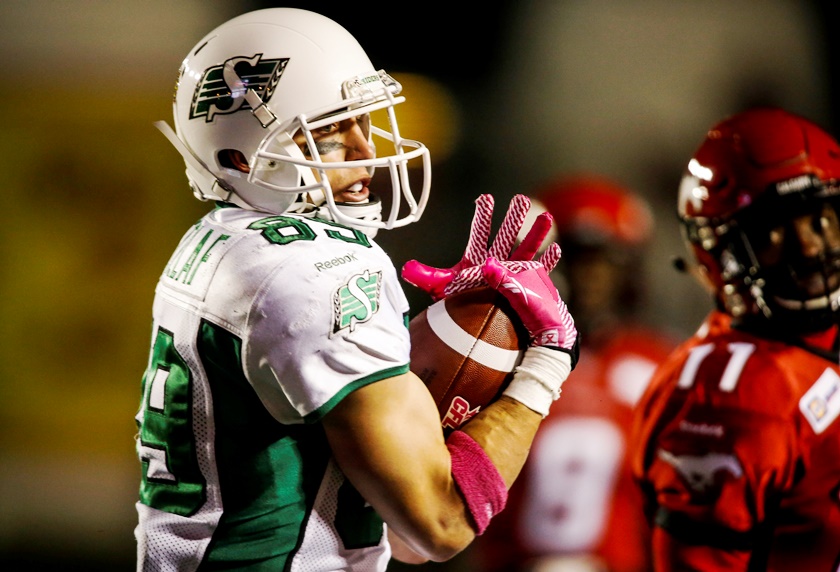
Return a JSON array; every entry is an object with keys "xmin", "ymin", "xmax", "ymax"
[
  {"xmin": 801, "ymin": 272, "xmax": 840, "ymax": 299},
  {"xmin": 336, "ymin": 180, "xmax": 370, "ymax": 203}
]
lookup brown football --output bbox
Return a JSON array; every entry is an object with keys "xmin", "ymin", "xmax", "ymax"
[{"xmin": 409, "ymin": 286, "xmax": 528, "ymax": 430}]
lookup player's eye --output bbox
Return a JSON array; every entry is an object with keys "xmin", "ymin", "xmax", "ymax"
[{"xmin": 313, "ymin": 122, "xmax": 339, "ymax": 137}]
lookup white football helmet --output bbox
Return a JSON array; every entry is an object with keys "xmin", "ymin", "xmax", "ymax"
[{"xmin": 156, "ymin": 7, "xmax": 431, "ymax": 235}]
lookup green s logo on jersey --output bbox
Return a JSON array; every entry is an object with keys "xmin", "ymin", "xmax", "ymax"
[{"xmin": 333, "ymin": 270, "xmax": 382, "ymax": 334}]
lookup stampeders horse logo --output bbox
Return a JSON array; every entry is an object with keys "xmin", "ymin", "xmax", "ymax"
[
  {"xmin": 658, "ymin": 448, "xmax": 743, "ymax": 493},
  {"xmin": 190, "ymin": 54, "xmax": 288, "ymax": 122}
]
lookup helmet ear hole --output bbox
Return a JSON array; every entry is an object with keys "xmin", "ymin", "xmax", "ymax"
[{"xmin": 218, "ymin": 149, "xmax": 250, "ymax": 173}]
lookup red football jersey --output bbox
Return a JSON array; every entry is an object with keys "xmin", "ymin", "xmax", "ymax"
[
  {"xmin": 475, "ymin": 324, "xmax": 676, "ymax": 572},
  {"xmin": 631, "ymin": 311, "xmax": 840, "ymax": 571}
]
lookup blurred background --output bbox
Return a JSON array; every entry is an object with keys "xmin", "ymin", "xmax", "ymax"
[{"xmin": 0, "ymin": 0, "xmax": 836, "ymax": 569}]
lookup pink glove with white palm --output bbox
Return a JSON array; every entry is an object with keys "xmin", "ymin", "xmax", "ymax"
[
  {"xmin": 402, "ymin": 194, "xmax": 557, "ymax": 300},
  {"xmin": 403, "ymin": 193, "xmax": 579, "ymax": 415},
  {"xmin": 482, "ymin": 256, "xmax": 580, "ymax": 415},
  {"xmin": 481, "ymin": 257, "xmax": 578, "ymax": 358}
]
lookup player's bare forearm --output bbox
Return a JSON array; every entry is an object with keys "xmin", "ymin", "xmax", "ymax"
[
  {"xmin": 324, "ymin": 372, "xmax": 545, "ymax": 561},
  {"xmin": 459, "ymin": 395, "xmax": 542, "ymax": 487},
  {"xmin": 323, "ymin": 372, "xmax": 478, "ymax": 560}
]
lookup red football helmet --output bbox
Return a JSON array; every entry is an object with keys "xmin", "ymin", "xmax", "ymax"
[
  {"xmin": 678, "ymin": 107, "xmax": 840, "ymax": 331},
  {"xmin": 536, "ymin": 174, "xmax": 654, "ymax": 248},
  {"xmin": 534, "ymin": 174, "xmax": 655, "ymax": 328}
]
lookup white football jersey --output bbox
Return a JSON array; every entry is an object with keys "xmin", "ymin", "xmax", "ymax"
[{"xmin": 134, "ymin": 206, "xmax": 411, "ymax": 571}]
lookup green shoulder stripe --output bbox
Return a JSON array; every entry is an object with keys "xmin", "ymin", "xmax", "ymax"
[{"xmin": 305, "ymin": 364, "xmax": 410, "ymax": 423}]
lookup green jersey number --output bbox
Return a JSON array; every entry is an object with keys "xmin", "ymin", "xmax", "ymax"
[
  {"xmin": 249, "ymin": 215, "xmax": 371, "ymax": 247},
  {"xmin": 136, "ymin": 327, "xmax": 206, "ymax": 516},
  {"xmin": 136, "ymin": 325, "xmax": 384, "ymax": 547}
]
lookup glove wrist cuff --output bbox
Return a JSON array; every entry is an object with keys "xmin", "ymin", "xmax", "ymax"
[{"xmin": 502, "ymin": 346, "xmax": 571, "ymax": 416}]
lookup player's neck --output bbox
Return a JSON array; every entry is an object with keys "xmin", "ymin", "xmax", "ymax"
[
  {"xmin": 799, "ymin": 324, "xmax": 840, "ymax": 352},
  {"xmin": 735, "ymin": 317, "xmax": 840, "ymax": 361}
]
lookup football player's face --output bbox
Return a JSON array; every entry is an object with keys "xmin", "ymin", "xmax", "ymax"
[
  {"xmin": 294, "ymin": 114, "xmax": 374, "ymax": 203},
  {"xmin": 756, "ymin": 201, "xmax": 840, "ymax": 298},
  {"xmin": 561, "ymin": 246, "xmax": 624, "ymax": 319}
]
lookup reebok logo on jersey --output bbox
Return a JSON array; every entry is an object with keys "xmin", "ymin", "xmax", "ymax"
[
  {"xmin": 332, "ymin": 270, "xmax": 382, "ymax": 334},
  {"xmin": 678, "ymin": 420, "xmax": 724, "ymax": 438},
  {"xmin": 190, "ymin": 54, "xmax": 288, "ymax": 122},
  {"xmin": 315, "ymin": 252, "xmax": 358, "ymax": 272},
  {"xmin": 800, "ymin": 368, "xmax": 840, "ymax": 434},
  {"xmin": 658, "ymin": 449, "xmax": 743, "ymax": 493}
]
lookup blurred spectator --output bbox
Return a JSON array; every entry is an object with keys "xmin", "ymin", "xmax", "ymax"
[{"xmin": 473, "ymin": 174, "xmax": 677, "ymax": 572}]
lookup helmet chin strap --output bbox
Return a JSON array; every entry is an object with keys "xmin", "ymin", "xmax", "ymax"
[
  {"xmin": 306, "ymin": 188, "xmax": 327, "ymax": 207},
  {"xmin": 335, "ymin": 195, "xmax": 383, "ymax": 229},
  {"xmin": 155, "ymin": 120, "xmax": 239, "ymax": 203},
  {"xmin": 297, "ymin": 195, "xmax": 383, "ymax": 238}
]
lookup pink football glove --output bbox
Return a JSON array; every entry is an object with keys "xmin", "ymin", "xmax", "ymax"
[
  {"xmin": 402, "ymin": 194, "xmax": 557, "ymax": 301},
  {"xmin": 481, "ymin": 256, "xmax": 579, "ymax": 367}
]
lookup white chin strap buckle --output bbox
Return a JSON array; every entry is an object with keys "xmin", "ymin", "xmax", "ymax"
[{"xmin": 245, "ymin": 89, "xmax": 277, "ymax": 128}]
